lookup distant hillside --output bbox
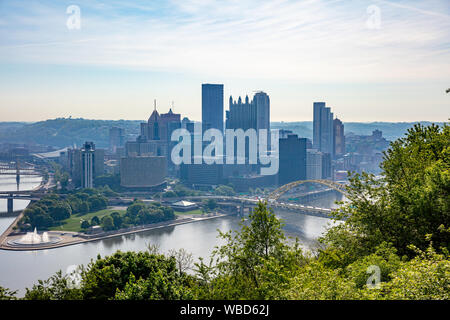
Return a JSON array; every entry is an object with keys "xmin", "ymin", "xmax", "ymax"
[
  {"xmin": 272, "ymin": 121, "xmax": 445, "ymax": 141},
  {"xmin": 0, "ymin": 118, "xmax": 142, "ymax": 148},
  {"xmin": 0, "ymin": 118, "xmax": 445, "ymax": 148}
]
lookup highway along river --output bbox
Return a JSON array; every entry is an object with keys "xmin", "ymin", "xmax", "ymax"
[{"xmin": 0, "ymin": 174, "xmax": 344, "ymax": 296}]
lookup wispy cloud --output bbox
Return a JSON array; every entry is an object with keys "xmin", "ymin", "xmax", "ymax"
[{"xmin": 0, "ymin": 0, "xmax": 449, "ymax": 82}]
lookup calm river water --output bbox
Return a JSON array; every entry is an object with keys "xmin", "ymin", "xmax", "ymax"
[{"xmin": 0, "ymin": 174, "xmax": 343, "ymax": 296}]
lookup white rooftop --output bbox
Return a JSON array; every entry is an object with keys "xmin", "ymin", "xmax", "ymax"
[{"xmin": 172, "ymin": 200, "xmax": 196, "ymax": 207}]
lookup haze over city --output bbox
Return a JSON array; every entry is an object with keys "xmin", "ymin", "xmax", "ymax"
[{"xmin": 0, "ymin": 0, "xmax": 449, "ymax": 122}]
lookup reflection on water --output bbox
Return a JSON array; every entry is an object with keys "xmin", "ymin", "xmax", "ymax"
[{"xmin": 282, "ymin": 190, "xmax": 346, "ymax": 209}]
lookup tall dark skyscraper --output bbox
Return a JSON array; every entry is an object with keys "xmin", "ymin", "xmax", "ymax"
[
  {"xmin": 313, "ymin": 102, "xmax": 334, "ymax": 157},
  {"xmin": 333, "ymin": 118, "xmax": 345, "ymax": 157},
  {"xmin": 225, "ymin": 91, "xmax": 271, "ymax": 174},
  {"xmin": 278, "ymin": 134, "xmax": 306, "ymax": 185},
  {"xmin": 202, "ymin": 84, "xmax": 224, "ymax": 133},
  {"xmin": 226, "ymin": 91, "xmax": 270, "ymax": 133},
  {"xmin": 226, "ymin": 94, "xmax": 255, "ymax": 130},
  {"xmin": 253, "ymin": 91, "xmax": 270, "ymax": 134}
]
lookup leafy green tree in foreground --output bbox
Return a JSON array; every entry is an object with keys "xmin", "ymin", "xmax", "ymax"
[
  {"xmin": 361, "ymin": 243, "xmax": 450, "ymax": 300},
  {"xmin": 194, "ymin": 201, "xmax": 304, "ymax": 299},
  {"xmin": 0, "ymin": 286, "xmax": 17, "ymax": 300},
  {"xmin": 81, "ymin": 251, "xmax": 194, "ymax": 300},
  {"xmin": 24, "ymin": 271, "xmax": 82, "ymax": 300},
  {"xmin": 320, "ymin": 123, "xmax": 449, "ymax": 268}
]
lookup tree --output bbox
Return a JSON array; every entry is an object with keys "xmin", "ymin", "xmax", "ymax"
[
  {"xmin": 380, "ymin": 247, "xmax": 449, "ymax": 299},
  {"xmin": 22, "ymin": 206, "xmax": 54, "ymax": 230},
  {"xmin": 91, "ymin": 216, "xmax": 100, "ymax": 226},
  {"xmin": 283, "ymin": 260, "xmax": 360, "ymax": 300},
  {"xmin": 168, "ymin": 248, "xmax": 194, "ymax": 274},
  {"xmin": 49, "ymin": 202, "xmax": 72, "ymax": 221},
  {"xmin": 114, "ymin": 272, "xmax": 193, "ymax": 300},
  {"xmin": 59, "ymin": 172, "xmax": 69, "ymax": 190},
  {"xmin": 81, "ymin": 220, "xmax": 90, "ymax": 230},
  {"xmin": 24, "ymin": 271, "xmax": 82, "ymax": 300},
  {"xmin": 161, "ymin": 206, "xmax": 175, "ymax": 221},
  {"xmin": 111, "ymin": 212, "xmax": 123, "ymax": 230},
  {"xmin": 321, "ymin": 123, "xmax": 450, "ymax": 263},
  {"xmin": 0, "ymin": 286, "xmax": 17, "ymax": 300},
  {"xmin": 98, "ymin": 185, "xmax": 118, "ymax": 197},
  {"xmin": 126, "ymin": 201, "xmax": 147, "ymax": 222},
  {"xmin": 202, "ymin": 199, "xmax": 217, "ymax": 212},
  {"xmin": 361, "ymin": 243, "xmax": 450, "ymax": 300},
  {"xmin": 67, "ymin": 196, "xmax": 83, "ymax": 214},
  {"xmin": 136, "ymin": 208, "xmax": 153, "ymax": 225},
  {"xmin": 81, "ymin": 251, "xmax": 194, "ymax": 300},
  {"xmin": 214, "ymin": 185, "xmax": 235, "ymax": 196},
  {"xmin": 79, "ymin": 201, "xmax": 90, "ymax": 214},
  {"xmin": 87, "ymin": 195, "xmax": 107, "ymax": 212},
  {"xmin": 101, "ymin": 215, "xmax": 114, "ymax": 231},
  {"xmin": 202, "ymin": 201, "xmax": 304, "ymax": 299}
]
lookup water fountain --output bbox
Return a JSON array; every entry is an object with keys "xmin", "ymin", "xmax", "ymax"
[
  {"xmin": 18, "ymin": 228, "xmax": 42, "ymax": 244},
  {"xmin": 8, "ymin": 228, "xmax": 62, "ymax": 247},
  {"xmin": 42, "ymin": 232, "xmax": 49, "ymax": 243}
]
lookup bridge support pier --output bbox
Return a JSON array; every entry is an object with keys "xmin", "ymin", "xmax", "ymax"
[{"xmin": 7, "ymin": 196, "xmax": 13, "ymax": 213}]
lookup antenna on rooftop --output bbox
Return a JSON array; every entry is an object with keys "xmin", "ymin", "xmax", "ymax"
[{"xmin": 154, "ymin": 99, "xmax": 157, "ymax": 111}]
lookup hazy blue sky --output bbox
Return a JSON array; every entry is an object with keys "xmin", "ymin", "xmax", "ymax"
[{"xmin": 0, "ymin": 0, "xmax": 449, "ymax": 122}]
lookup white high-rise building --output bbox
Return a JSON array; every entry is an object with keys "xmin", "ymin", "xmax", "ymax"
[{"xmin": 81, "ymin": 142, "xmax": 95, "ymax": 189}]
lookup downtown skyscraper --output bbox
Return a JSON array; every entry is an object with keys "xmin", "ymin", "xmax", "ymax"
[
  {"xmin": 278, "ymin": 133, "xmax": 307, "ymax": 185},
  {"xmin": 226, "ymin": 91, "xmax": 270, "ymax": 134},
  {"xmin": 333, "ymin": 118, "xmax": 345, "ymax": 157},
  {"xmin": 313, "ymin": 102, "xmax": 335, "ymax": 158},
  {"xmin": 202, "ymin": 84, "xmax": 224, "ymax": 133},
  {"xmin": 225, "ymin": 91, "xmax": 271, "ymax": 167}
]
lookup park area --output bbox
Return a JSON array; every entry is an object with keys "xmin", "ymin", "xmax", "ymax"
[{"xmin": 48, "ymin": 207, "xmax": 203, "ymax": 232}]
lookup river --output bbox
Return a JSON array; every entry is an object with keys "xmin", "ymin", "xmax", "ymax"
[{"xmin": 0, "ymin": 175, "xmax": 344, "ymax": 296}]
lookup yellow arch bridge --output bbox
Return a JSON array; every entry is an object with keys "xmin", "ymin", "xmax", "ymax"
[{"xmin": 267, "ymin": 179, "xmax": 348, "ymax": 201}]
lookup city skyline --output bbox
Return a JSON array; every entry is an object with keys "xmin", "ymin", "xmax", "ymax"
[
  {"xmin": 0, "ymin": 0, "xmax": 449, "ymax": 122},
  {"xmin": 0, "ymin": 0, "xmax": 448, "ymax": 306}
]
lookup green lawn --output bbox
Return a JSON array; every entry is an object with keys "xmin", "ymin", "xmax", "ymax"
[
  {"xmin": 49, "ymin": 208, "xmax": 126, "ymax": 232},
  {"xmin": 49, "ymin": 207, "xmax": 202, "ymax": 232},
  {"xmin": 174, "ymin": 209, "xmax": 203, "ymax": 215}
]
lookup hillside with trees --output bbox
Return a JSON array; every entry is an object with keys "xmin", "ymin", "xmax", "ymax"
[{"xmin": 1, "ymin": 118, "xmax": 444, "ymax": 149}]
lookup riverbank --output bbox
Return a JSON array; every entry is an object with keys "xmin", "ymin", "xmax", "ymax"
[{"xmin": 0, "ymin": 212, "xmax": 235, "ymax": 251}]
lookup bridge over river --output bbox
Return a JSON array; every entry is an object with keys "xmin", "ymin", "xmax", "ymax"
[
  {"xmin": 112, "ymin": 180, "xmax": 348, "ymax": 217},
  {"xmin": 1, "ymin": 179, "xmax": 348, "ymax": 217}
]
